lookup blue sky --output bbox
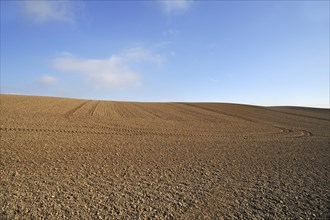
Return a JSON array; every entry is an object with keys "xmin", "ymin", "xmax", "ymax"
[{"xmin": 1, "ymin": 0, "xmax": 329, "ymax": 107}]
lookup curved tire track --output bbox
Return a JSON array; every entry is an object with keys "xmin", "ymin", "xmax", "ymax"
[
  {"xmin": 1, "ymin": 122, "xmax": 314, "ymax": 140},
  {"xmin": 0, "ymin": 126, "xmax": 211, "ymax": 138},
  {"xmin": 273, "ymin": 126, "xmax": 313, "ymax": 139},
  {"xmin": 294, "ymin": 130, "xmax": 313, "ymax": 138}
]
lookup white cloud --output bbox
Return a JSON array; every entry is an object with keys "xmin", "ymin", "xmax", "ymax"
[
  {"xmin": 53, "ymin": 48, "xmax": 163, "ymax": 90},
  {"xmin": 159, "ymin": 0, "xmax": 193, "ymax": 15},
  {"xmin": 22, "ymin": 1, "xmax": 75, "ymax": 23},
  {"xmin": 39, "ymin": 75, "xmax": 58, "ymax": 86}
]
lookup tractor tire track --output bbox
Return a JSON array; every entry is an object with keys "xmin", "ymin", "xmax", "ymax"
[
  {"xmin": 1, "ymin": 121, "xmax": 314, "ymax": 140},
  {"xmin": 168, "ymin": 103, "xmax": 223, "ymax": 122},
  {"xmin": 273, "ymin": 126, "xmax": 313, "ymax": 139},
  {"xmin": 64, "ymin": 100, "xmax": 91, "ymax": 118},
  {"xmin": 0, "ymin": 126, "xmax": 211, "ymax": 138},
  {"xmin": 90, "ymin": 101, "xmax": 100, "ymax": 117},
  {"xmin": 182, "ymin": 104, "xmax": 315, "ymax": 140},
  {"xmin": 181, "ymin": 103, "xmax": 257, "ymax": 123},
  {"xmin": 267, "ymin": 108, "xmax": 330, "ymax": 122}
]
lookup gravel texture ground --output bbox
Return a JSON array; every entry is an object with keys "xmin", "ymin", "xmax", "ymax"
[{"xmin": 0, "ymin": 94, "xmax": 329, "ymax": 219}]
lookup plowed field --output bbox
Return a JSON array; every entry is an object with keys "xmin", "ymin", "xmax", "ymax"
[{"xmin": 1, "ymin": 94, "xmax": 329, "ymax": 219}]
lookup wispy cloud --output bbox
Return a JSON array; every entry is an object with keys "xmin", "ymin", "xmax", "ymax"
[
  {"xmin": 159, "ymin": 0, "xmax": 193, "ymax": 15},
  {"xmin": 53, "ymin": 48, "xmax": 163, "ymax": 90},
  {"xmin": 38, "ymin": 75, "xmax": 58, "ymax": 86},
  {"xmin": 163, "ymin": 29, "xmax": 180, "ymax": 37},
  {"xmin": 122, "ymin": 47, "xmax": 163, "ymax": 64},
  {"xmin": 21, "ymin": 1, "xmax": 76, "ymax": 24},
  {"xmin": 207, "ymin": 77, "xmax": 220, "ymax": 83}
]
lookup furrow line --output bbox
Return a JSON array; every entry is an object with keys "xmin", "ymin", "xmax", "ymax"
[
  {"xmin": 0, "ymin": 126, "xmax": 211, "ymax": 138},
  {"xmin": 90, "ymin": 101, "xmax": 101, "ymax": 116},
  {"xmin": 64, "ymin": 100, "xmax": 91, "ymax": 118}
]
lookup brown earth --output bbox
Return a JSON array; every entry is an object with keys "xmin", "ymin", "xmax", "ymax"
[{"xmin": 0, "ymin": 94, "xmax": 329, "ymax": 219}]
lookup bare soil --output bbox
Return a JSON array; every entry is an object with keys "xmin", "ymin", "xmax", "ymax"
[{"xmin": 1, "ymin": 94, "xmax": 329, "ymax": 219}]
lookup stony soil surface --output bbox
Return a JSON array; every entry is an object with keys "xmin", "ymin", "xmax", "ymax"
[{"xmin": 1, "ymin": 94, "xmax": 329, "ymax": 219}]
